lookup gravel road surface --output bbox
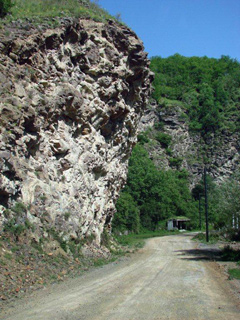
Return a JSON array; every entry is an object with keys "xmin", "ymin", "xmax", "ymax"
[{"xmin": 1, "ymin": 233, "xmax": 240, "ymax": 320}]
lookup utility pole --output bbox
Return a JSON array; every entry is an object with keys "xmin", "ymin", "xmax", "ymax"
[
  {"xmin": 204, "ymin": 166, "xmax": 209, "ymax": 242},
  {"xmin": 198, "ymin": 194, "xmax": 202, "ymax": 230}
]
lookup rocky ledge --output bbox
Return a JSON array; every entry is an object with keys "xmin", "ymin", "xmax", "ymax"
[{"xmin": 0, "ymin": 18, "xmax": 153, "ymax": 245}]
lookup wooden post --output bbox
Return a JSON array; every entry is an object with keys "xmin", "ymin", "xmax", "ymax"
[
  {"xmin": 204, "ymin": 167, "xmax": 209, "ymax": 242},
  {"xmin": 199, "ymin": 194, "xmax": 202, "ymax": 230}
]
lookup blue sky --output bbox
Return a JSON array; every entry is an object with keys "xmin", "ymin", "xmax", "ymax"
[{"xmin": 97, "ymin": 0, "xmax": 240, "ymax": 60}]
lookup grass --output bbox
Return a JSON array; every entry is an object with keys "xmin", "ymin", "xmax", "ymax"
[
  {"xmin": 114, "ymin": 230, "xmax": 180, "ymax": 249},
  {"xmin": 4, "ymin": 252, "xmax": 12, "ymax": 260},
  {"xmin": 157, "ymin": 97, "xmax": 185, "ymax": 109},
  {"xmin": 228, "ymin": 268, "xmax": 240, "ymax": 280},
  {"xmin": 192, "ymin": 232, "xmax": 222, "ymax": 244},
  {"xmin": 2, "ymin": 0, "xmax": 117, "ymax": 24},
  {"xmin": 11, "ymin": 246, "xmax": 19, "ymax": 253}
]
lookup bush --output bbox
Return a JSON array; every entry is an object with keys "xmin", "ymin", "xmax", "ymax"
[
  {"xmin": 228, "ymin": 269, "xmax": 240, "ymax": 280},
  {"xmin": 169, "ymin": 157, "xmax": 183, "ymax": 169},
  {"xmin": 221, "ymin": 246, "xmax": 240, "ymax": 262},
  {"xmin": 137, "ymin": 133, "xmax": 149, "ymax": 145},
  {"xmin": 0, "ymin": 0, "xmax": 13, "ymax": 17},
  {"xmin": 3, "ymin": 219, "xmax": 26, "ymax": 238},
  {"xmin": 12, "ymin": 202, "xmax": 27, "ymax": 214},
  {"xmin": 155, "ymin": 132, "xmax": 172, "ymax": 148},
  {"xmin": 112, "ymin": 192, "xmax": 140, "ymax": 233}
]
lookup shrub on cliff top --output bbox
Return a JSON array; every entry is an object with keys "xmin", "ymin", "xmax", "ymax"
[
  {"xmin": 4, "ymin": 0, "xmax": 115, "ymax": 23},
  {"xmin": 0, "ymin": 0, "xmax": 14, "ymax": 17}
]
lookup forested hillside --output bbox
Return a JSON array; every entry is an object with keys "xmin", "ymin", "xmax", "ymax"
[
  {"xmin": 151, "ymin": 54, "xmax": 240, "ymax": 136},
  {"xmin": 113, "ymin": 55, "xmax": 240, "ymax": 236}
]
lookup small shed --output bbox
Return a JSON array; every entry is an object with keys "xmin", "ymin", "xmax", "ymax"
[{"xmin": 167, "ymin": 216, "xmax": 190, "ymax": 231}]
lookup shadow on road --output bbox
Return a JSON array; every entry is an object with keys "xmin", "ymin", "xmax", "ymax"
[
  {"xmin": 175, "ymin": 247, "xmax": 222, "ymax": 261},
  {"xmin": 175, "ymin": 233, "xmax": 240, "ymax": 262}
]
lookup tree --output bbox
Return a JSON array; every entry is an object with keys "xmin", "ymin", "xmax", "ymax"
[
  {"xmin": 211, "ymin": 173, "xmax": 240, "ymax": 237},
  {"xmin": 0, "ymin": 0, "xmax": 13, "ymax": 18},
  {"xmin": 112, "ymin": 192, "xmax": 140, "ymax": 233},
  {"xmin": 113, "ymin": 144, "xmax": 197, "ymax": 232},
  {"xmin": 150, "ymin": 55, "xmax": 240, "ymax": 137}
]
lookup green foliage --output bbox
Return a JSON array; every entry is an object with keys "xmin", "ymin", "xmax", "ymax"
[
  {"xmin": 112, "ymin": 144, "xmax": 197, "ymax": 232},
  {"xmin": 137, "ymin": 132, "xmax": 150, "ymax": 145},
  {"xmin": 155, "ymin": 132, "xmax": 172, "ymax": 148},
  {"xmin": 192, "ymin": 183, "xmax": 204, "ymax": 200},
  {"xmin": 67, "ymin": 239, "xmax": 82, "ymax": 258},
  {"xmin": 169, "ymin": 157, "xmax": 183, "ymax": 169},
  {"xmin": 150, "ymin": 54, "xmax": 240, "ymax": 136},
  {"xmin": 114, "ymin": 230, "xmax": 180, "ymax": 249},
  {"xmin": 154, "ymin": 121, "xmax": 164, "ymax": 130},
  {"xmin": 12, "ymin": 202, "xmax": 27, "ymax": 214},
  {"xmin": 222, "ymin": 246, "xmax": 240, "ymax": 262},
  {"xmin": 4, "ymin": 252, "xmax": 12, "ymax": 260},
  {"xmin": 64, "ymin": 212, "xmax": 71, "ymax": 221},
  {"xmin": 0, "ymin": 0, "xmax": 14, "ymax": 17},
  {"xmin": 209, "ymin": 172, "xmax": 240, "ymax": 235},
  {"xmin": 25, "ymin": 218, "xmax": 35, "ymax": 231},
  {"xmin": 192, "ymin": 232, "xmax": 221, "ymax": 244},
  {"xmin": 166, "ymin": 148, "xmax": 173, "ymax": 156},
  {"xmin": 112, "ymin": 192, "xmax": 140, "ymax": 233},
  {"xmin": 228, "ymin": 268, "xmax": 240, "ymax": 280},
  {"xmin": 3, "ymin": 218, "xmax": 26, "ymax": 237},
  {"xmin": 48, "ymin": 228, "xmax": 67, "ymax": 252},
  {"xmin": 192, "ymin": 172, "xmax": 240, "ymax": 237},
  {"xmin": 3, "ymin": 0, "xmax": 117, "ymax": 23}
]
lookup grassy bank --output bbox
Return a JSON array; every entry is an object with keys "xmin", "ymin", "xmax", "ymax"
[
  {"xmin": 114, "ymin": 230, "xmax": 180, "ymax": 249},
  {"xmin": 1, "ymin": 0, "xmax": 117, "ymax": 24},
  {"xmin": 192, "ymin": 232, "xmax": 223, "ymax": 244},
  {"xmin": 228, "ymin": 268, "xmax": 240, "ymax": 280}
]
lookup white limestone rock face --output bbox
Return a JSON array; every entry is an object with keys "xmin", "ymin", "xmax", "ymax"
[{"xmin": 0, "ymin": 19, "xmax": 153, "ymax": 244}]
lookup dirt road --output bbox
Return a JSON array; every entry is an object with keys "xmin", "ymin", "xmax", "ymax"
[{"xmin": 1, "ymin": 234, "xmax": 240, "ymax": 320}]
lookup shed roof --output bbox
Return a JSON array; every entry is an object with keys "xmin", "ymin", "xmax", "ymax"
[{"xmin": 168, "ymin": 216, "xmax": 190, "ymax": 222}]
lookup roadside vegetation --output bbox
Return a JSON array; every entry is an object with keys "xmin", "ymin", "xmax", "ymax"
[
  {"xmin": 0, "ymin": 226, "xmax": 124, "ymax": 301},
  {"xmin": 0, "ymin": 0, "xmax": 117, "ymax": 23},
  {"xmin": 114, "ymin": 230, "xmax": 180, "ymax": 249},
  {"xmin": 228, "ymin": 268, "xmax": 240, "ymax": 280},
  {"xmin": 0, "ymin": 0, "xmax": 14, "ymax": 17}
]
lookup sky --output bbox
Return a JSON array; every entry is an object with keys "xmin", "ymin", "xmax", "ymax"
[{"xmin": 97, "ymin": 0, "xmax": 240, "ymax": 61}]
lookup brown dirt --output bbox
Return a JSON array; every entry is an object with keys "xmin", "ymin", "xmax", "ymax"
[{"xmin": 0, "ymin": 232, "xmax": 115, "ymax": 304}]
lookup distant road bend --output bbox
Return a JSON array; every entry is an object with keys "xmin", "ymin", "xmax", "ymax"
[{"xmin": 2, "ymin": 234, "xmax": 240, "ymax": 320}]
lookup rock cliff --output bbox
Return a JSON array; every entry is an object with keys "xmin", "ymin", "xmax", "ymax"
[
  {"xmin": 0, "ymin": 18, "xmax": 153, "ymax": 245},
  {"xmin": 140, "ymin": 103, "xmax": 239, "ymax": 186}
]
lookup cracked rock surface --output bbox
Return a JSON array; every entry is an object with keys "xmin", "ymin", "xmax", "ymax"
[{"xmin": 0, "ymin": 18, "xmax": 153, "ymax": 244}]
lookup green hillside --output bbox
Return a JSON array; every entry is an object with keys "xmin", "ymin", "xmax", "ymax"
[
  {"xmin": 151, "ymin": 54, "xmax": 240, "ymax": 136},
  {"xmin": 113, "ymin": 55, "xmax": 240, "ymax": 237}
]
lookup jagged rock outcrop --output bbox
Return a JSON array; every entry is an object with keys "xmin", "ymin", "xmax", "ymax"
[
  {"xmin": 0, "ymin": 18, "xmax": 153, "ymax": 244},
  {"xmin": 140, "ymin": 103, "xmax": 240, "ymax": 186}
]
